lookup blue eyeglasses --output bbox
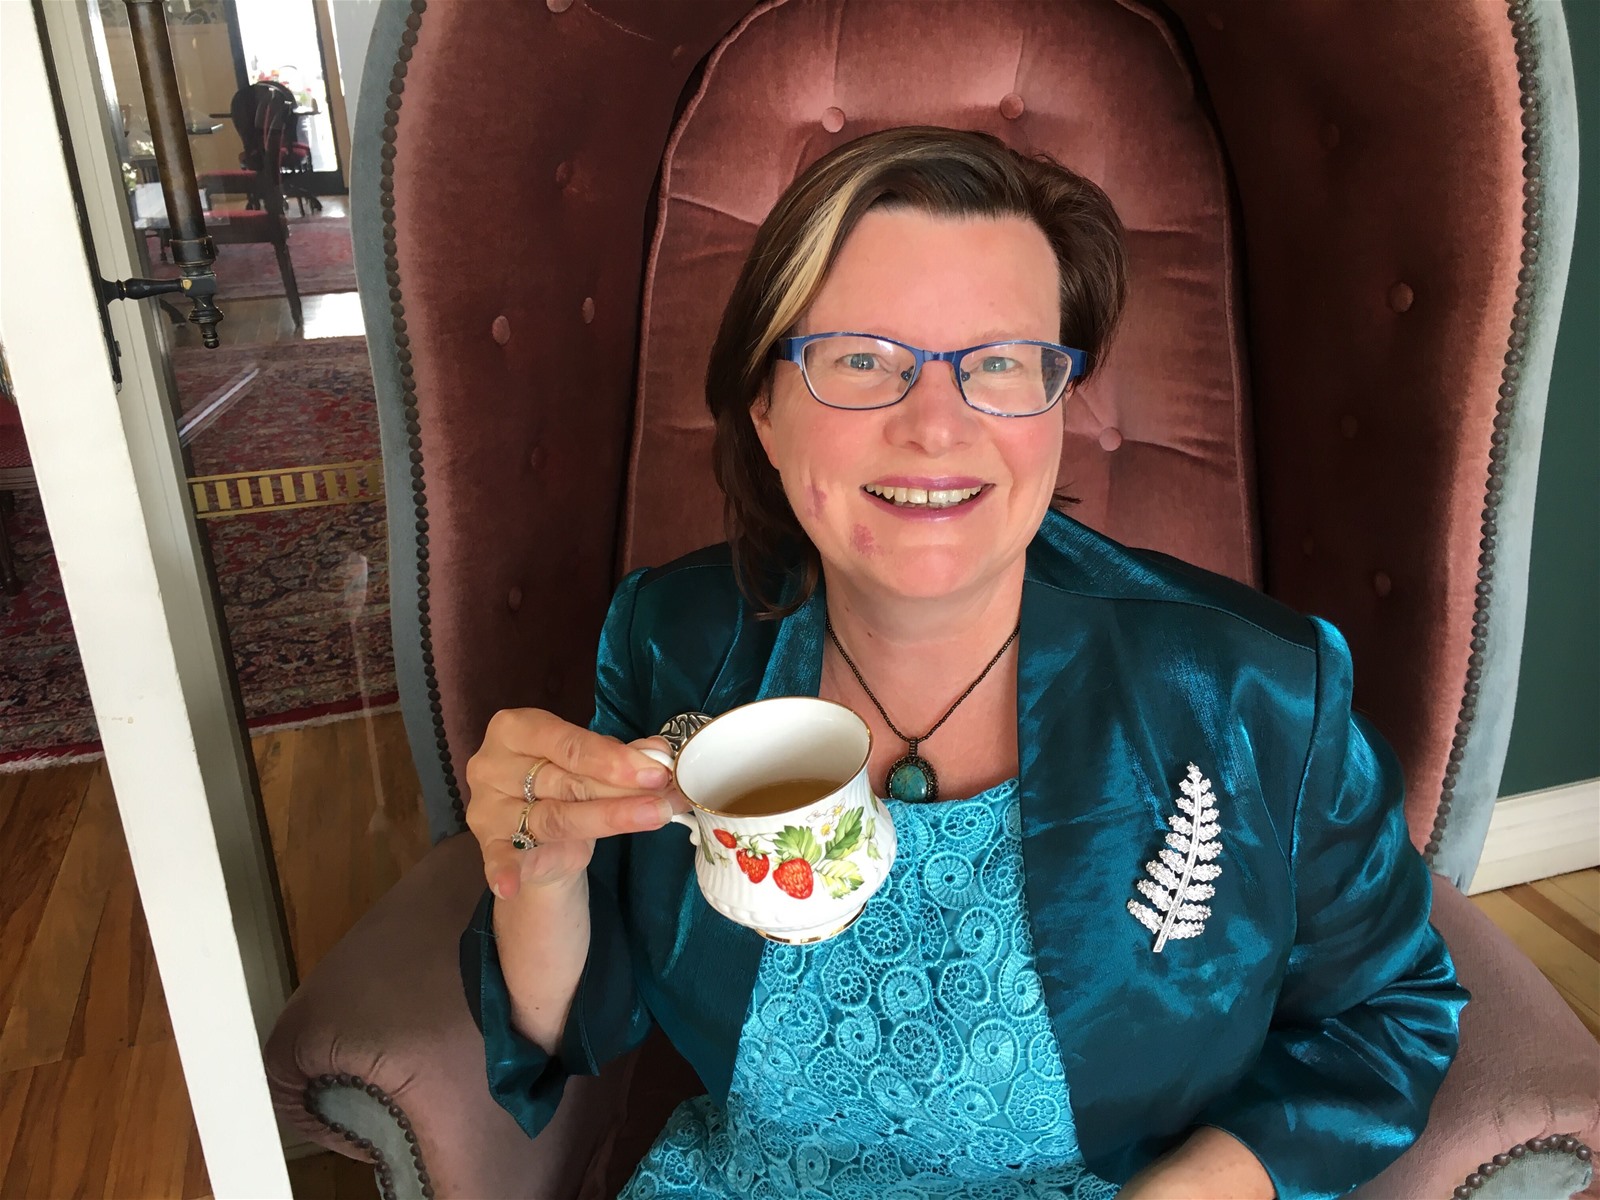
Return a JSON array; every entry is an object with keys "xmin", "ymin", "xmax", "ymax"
[{"xmin": 775, "ymin": 332, "xmax": 1086, "ymax": 417}]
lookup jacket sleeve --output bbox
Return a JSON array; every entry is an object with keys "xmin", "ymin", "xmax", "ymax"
[
  {"xmin": 460, "ymin": 568, "xmax": 656, "ymax": 1139},
  {"xmin": 1197, "ymin": 617, "xmax": 1469, "ymax": 1199}
]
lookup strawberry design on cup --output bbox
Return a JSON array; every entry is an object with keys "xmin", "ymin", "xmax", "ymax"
[
  {"xmin": 772, "ymin": 858, "xmax": 814, "ymax": 899},
  {"xmin": 645, "ymin": 700, "xmax": 897, "ymax": 944},
  {"xmin": 704, "ymin": 809, "xmax": 878, "ymax": 901},
  {"xmin": 736, "ymin": 849, "xmax": 769, "ymax": 883}
]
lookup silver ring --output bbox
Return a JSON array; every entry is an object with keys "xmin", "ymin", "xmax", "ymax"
[
  {"xmin": 522, "ymin": 757, "xmax": 551, "ymax": 805},
  {"xmin": 511, "ymin": 800, "xmax": 539, "ymax": 852}
]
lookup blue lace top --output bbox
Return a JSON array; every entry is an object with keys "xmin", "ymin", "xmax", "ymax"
[{"xmin": 620, "ymin": 779, "xmax": 1119, "ymax": 1199}]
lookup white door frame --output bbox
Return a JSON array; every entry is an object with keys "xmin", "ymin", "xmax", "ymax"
[{"xmin": 2, "ymin": 3, "xmax": 293, "ymax": 1195}]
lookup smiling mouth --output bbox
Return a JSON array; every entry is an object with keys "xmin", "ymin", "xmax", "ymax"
[{"xmin": 862, "ymin": 483, "xmax": 986, "ymax": 509}]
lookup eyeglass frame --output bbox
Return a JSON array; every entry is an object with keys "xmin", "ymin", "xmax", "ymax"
[{"xmin": 774, "ymin": 331, "xmax": 1088, "ymax": 417}]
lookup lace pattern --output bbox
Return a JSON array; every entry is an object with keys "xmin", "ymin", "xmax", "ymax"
[{"xmin": 622, "ymin": 780, "xmax": 1118, "ymax": 1199}]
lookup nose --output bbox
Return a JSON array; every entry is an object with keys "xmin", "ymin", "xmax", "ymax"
[{"xmin": 883, "ymin": 359, "xmax": 979, "ymax": 455}]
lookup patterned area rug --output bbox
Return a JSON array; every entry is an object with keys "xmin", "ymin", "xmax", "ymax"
[
  {"xmin": 0, "ymin": 337, "xmax": 395, "ymax": 768},
  {"xmin": 149, "ymin": 214, "xmax": 356, "ymax": 301}
]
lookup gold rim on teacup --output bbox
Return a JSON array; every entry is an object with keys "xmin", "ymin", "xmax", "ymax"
[{"xmin": 661, "ymin": 696, "xmax": 874, "ymax": 818}]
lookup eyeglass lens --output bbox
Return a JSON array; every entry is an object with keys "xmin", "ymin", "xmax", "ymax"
[{"xmin": 801, "ymin": 335, "xmax": 1071, "ymax": 415}]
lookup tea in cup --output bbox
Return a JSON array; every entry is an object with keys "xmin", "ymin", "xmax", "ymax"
[{"xmin": 643, "ymin": 698, "xmax": 896, "ymax": 943}]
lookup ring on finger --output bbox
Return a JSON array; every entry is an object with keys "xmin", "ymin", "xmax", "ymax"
[
  {"xmin": 522, "ymin": 757, "xmax": 552, "ymax": 805},
  {"xmin": 511, "ymin": 800, "xmax": 539, "ymax": 851}
]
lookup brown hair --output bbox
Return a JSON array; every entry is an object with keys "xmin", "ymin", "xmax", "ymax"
[{"xmin": 705, "ymin": 126, "xmax": 1129, "ymax": 617}]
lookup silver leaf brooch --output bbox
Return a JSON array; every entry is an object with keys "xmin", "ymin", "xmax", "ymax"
[{"xmin": 1127, "ymin": 763, "xmax": 1223, "ymax": 953}]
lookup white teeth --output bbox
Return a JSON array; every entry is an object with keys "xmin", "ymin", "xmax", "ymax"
[{"xmin": 864, "ymin": 483, "xmax": 983, "ymax": 508}]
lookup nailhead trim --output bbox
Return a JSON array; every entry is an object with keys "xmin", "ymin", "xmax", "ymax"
[
  {"xmin": 1451, "ymin": 1134, "xmax": 1594, "ymax": 1197},
  {"xmin": 1426, "ymin": 0, "xmax": 1546, "ymax": 867},
  {"xmin": 305, "ymin": 1072, "xmax": 435, "ymax": 1200},
  {"xmin": 377, "ymin": 0, "xmax": 467, "ymax": 832}
]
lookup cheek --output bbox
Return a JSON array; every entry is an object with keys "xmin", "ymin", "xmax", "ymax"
[
  {"xmin": 1008, "ymin": 425, "xmax": 1063, "ymax": 494},
  {"xmin": 850, "ymin": 524, "xmax": 879, "ymax": 557},
  {"xmin": 806, "ymin": 484, "xmax": 827, "ymax": 521}
]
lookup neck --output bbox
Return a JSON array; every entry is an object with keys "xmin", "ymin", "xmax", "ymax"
[{"xmin": 822, "ymin": 560, "xmax": 1025, "ymax": 677}]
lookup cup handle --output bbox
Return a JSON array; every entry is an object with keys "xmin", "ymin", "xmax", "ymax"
[{"xmin": 639, "ymin": 746, "xmax": 700, "ymax": 844}]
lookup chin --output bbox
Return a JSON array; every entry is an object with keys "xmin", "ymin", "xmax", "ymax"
[{"xmin": 862, "ymin": 547, "xmax": 992, "ymax": 601}]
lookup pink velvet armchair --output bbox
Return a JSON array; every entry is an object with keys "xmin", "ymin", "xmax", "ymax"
[{"xmin": 264, "ymin": 2, "xmax": 1597, "ymax": 1197}]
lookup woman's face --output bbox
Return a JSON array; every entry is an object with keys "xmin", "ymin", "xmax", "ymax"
[{"xmin": 754, "ymin": 207, "xmax": 1065, "ymax": 608}]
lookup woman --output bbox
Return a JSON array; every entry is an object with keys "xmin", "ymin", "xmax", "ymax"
[{"xmin": 461, "ymin": 127, "xmax": 1465, "ymax": 1199}]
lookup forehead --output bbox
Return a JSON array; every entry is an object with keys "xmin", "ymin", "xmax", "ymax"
[{"xmin": 801, "ymin": 208, "xmax": 1060, "ymax": 344}]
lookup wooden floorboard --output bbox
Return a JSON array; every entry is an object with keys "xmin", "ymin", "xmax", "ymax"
[
  {"xmin": 0, "ymin": 706, "xmax": 1593, "ymax": 1195},
  {"xmin": 0, "ymin": 763, "xmax": 121, "ymax": 1073},
  {"xmin": 0, "ymin": 765, "xmax": 94, "ymax": 1039},
  {"xmin": 1473, "ymin": 873, "xmax": 1600, "ymax": 1040},
  {"xmin": 286, "ymin": 1149, "xmax": 384, "ymax": 1199},
  {"xmin": 1543, "ymin": 870, "xmax": 1600, "ymax": 926},
  {"xmin": 0, "ymin": 710, "xmax": 421, "ymax": 1199}
]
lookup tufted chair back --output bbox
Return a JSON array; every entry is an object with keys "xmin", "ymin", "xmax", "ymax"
[{"xmin": 353, "ymin": 0, "xmax": 1576, "ymax": 899}]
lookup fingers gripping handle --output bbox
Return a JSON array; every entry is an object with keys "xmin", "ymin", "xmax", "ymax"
[{"xmin": 640, "ymin": 746, "xmax": 699, "ymax": 843}]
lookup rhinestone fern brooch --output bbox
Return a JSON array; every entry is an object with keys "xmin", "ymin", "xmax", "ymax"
[{"xmin": 1128, "ymin": 763, "xmax": 1223, "ymax": 953}]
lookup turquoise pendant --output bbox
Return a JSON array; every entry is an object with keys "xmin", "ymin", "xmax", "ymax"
[{"xmin": 886, "ymin": 750, "xmax": 938, "ymax": 804}]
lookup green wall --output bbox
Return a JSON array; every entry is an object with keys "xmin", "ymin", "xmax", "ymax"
[{"xmin": 1499, "ymin": 0, "xmax": 1599, "ymax": 796}]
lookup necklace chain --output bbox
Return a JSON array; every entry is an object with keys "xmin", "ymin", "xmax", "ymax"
[{"xmin": 825, "ymin": 616, "xmax": 1021, "ymax": 749}]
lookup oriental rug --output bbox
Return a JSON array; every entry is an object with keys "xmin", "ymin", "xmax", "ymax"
[
  {"xmin": 149, "ymin": 214, "xmax": 356, "ymax": 302},
  {"xmin": 0, "ymin": 337, "xmax": 395, "ymax": 768}
]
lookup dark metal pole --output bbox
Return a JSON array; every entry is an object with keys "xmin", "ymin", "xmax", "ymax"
[{"xmin": 123, "ymin": 0, "xmax": 222, "ymax": 346}]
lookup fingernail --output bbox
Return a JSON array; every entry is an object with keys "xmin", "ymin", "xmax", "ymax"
[
  {"xmin": 638, "ymin": 798, "xmax": 673, "ymax": 826},
  {"xmin": 636, "ymin": 766, "xmax": 670, "ymax": 789}
]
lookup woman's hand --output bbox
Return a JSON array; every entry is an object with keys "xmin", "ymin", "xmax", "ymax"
[
  {"xmin": 463, "ymin": 708, "xmax": 684, "ymax": 901},
  {"xmin": 1117, "ymin": 1127, "xmax": 1275, "ymax": 1199}
]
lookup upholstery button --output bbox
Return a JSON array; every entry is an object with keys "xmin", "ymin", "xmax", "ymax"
[
  {"xmin": 1373, "ymin": 571, "xmax": 1393, "ymax": 597},
  {"xmin": 1302, "ymin": 537, "xmax": 1314, "ymax": 557},
  {"xmin": 1205, "ymin": 12, "xmax": 1225, "ymax": 30},
  {"xmin": 555, "ymin": 161, "xmax": 573, "ymax": 187},
  {"xmin": 1340, "ymin": 415, "xmax": 1358, "ymax": 439},
  {"xmin": 491, "ymin": 315, "xmax": 511, "ymax": 345},
  {"xmin": 1000, "ymin": 93, "xmax": 1025, "ymax": 120},
  {"xmin": 1098, "ymin": 427, "xmax": 1123, "ymax": 451},
  {"xmin": 1388, "ymin": 283, "xmax": 1415, "ymax": 312},
  {"xmin": 547, "ymin": 0, "xmax": 575, "ymax": 12},
  {"xmin": 529, "ymin": 447, "xmax": 544, "ymax": 470},
  {"xmin": 1320, "ymin": 123, "xmax": 1341, "ymax": 150},
  {"xmin": 822, "ymin": 106, "xmax": 846, "ymax": 133},
  {"xmin": 581, "ymin": 297, "xmax": 596, "ymax": 323},
  {"xmin": 507, "ymin": 586, "xmax": 523, "ymax": 612}
]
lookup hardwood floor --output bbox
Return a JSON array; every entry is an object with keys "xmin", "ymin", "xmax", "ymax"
[
  {"xmin": 1472, "ymin": 871, "xmax": 1600, "ymax": 1039},
  {"xmin": 0, "ymin": 721, "xmax": 1595, "ymax": 1196},
  {"xmin": 0, "ymin": 712, "xmax": 428, "ymax": 1199}
]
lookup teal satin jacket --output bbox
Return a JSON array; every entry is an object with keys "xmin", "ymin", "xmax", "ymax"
[{"xmin": 463, "ymin": 510, "xmax": 1466, "ymax": 1199}]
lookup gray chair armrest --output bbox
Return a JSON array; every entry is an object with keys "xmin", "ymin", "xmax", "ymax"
[
  {"xmin": 1353, "ymin": 876, "xmax": 1598, "ymax": 1200},
  {"xmin": 265, "ymin": 833, "xmax": 636, "ymax": 1199}
]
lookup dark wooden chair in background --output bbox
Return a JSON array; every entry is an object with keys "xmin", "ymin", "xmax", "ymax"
[{"xmin": 195, "ymin": 81, "xmax": 307, "ymax": 327}]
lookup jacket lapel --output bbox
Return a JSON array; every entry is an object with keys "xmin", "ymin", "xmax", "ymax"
[
  {"xmin": 756, "ymin": 579, "xmax": 827, "ymax": 701},
  {"xmin": 1014, "ymin": 519, "xmax": 1290, "ymax": 1183}
]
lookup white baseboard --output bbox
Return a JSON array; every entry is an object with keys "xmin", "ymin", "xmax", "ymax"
[{"xmin": 1467, "ymin": 777, "xmax": 1600, "ymax": 895}]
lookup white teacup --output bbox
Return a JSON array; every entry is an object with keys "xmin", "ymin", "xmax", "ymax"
[{"xmin": 642, "ymin": 698, "xmax": 897, "ymax": 944}]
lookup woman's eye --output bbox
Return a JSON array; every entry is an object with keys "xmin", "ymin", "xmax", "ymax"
[
  {"xmin": 979, "ymin": 356, "xmax": 1019, "ymax": 373},
  {"xmin": 842, "ymin": 353, "xmax": 881, "ymax": 371}
]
